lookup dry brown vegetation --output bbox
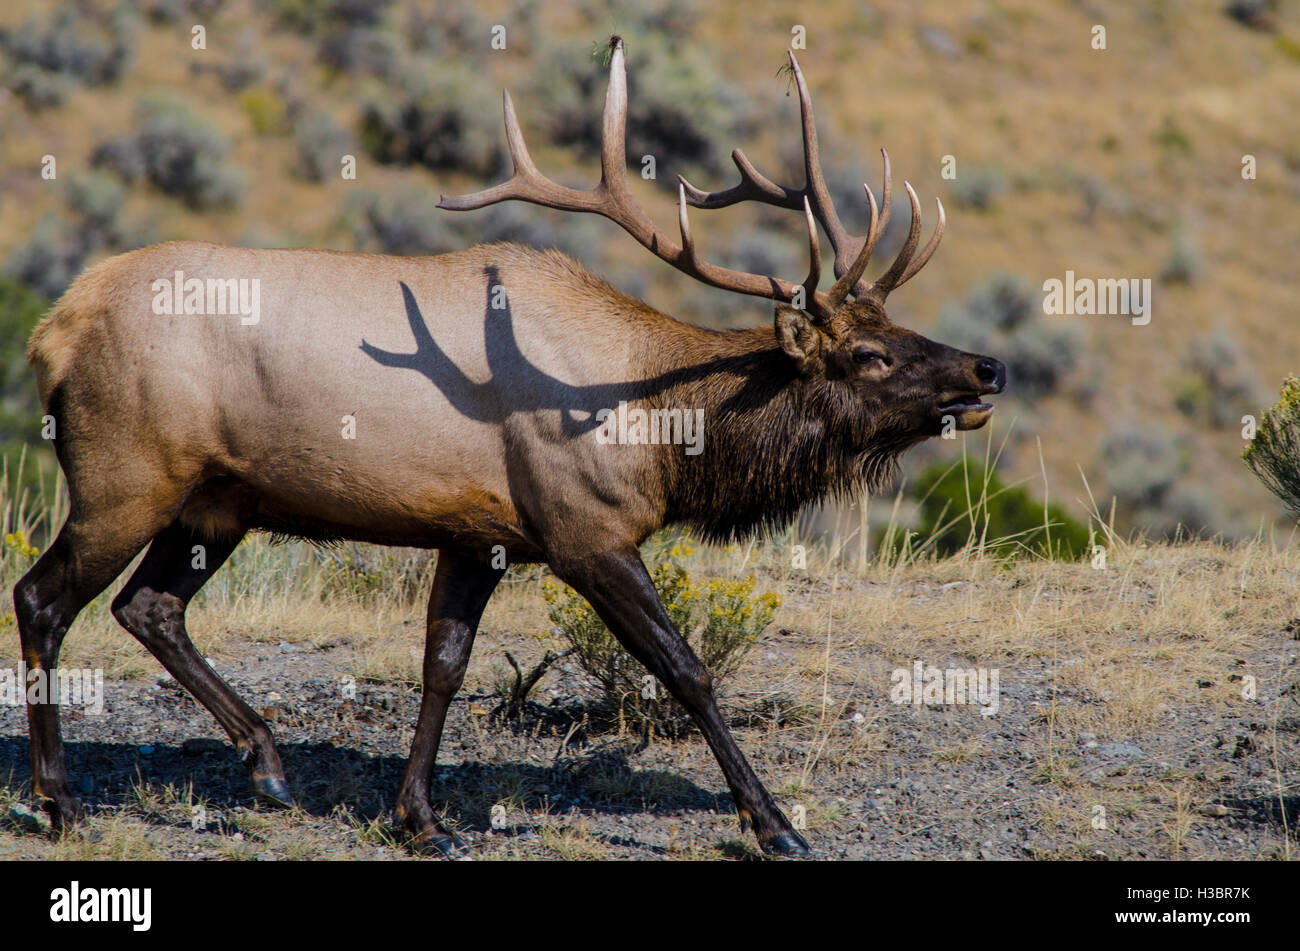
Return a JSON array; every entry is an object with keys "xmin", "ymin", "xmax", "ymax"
[{"xmin": 0, "ymin": 464, "xmax": 1295, "ymax": 860}]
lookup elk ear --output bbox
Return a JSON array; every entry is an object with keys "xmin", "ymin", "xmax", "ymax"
[{"xmin": 775, "ymin": 305, "xmax": 826, "ymax": 372}]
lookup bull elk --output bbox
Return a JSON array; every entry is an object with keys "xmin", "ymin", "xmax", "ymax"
[{"xmin": 15, "ymin": 38, "xmax": 1004, "ymax": 857}]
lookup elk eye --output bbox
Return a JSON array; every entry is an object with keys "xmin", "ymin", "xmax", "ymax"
[{"xmin": 853, "ymin": 347, "xmax": 888, "ymax": 367}]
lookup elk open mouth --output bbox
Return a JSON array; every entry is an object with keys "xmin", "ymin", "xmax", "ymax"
[{"xmin": 937, "ymin": 394, "xmax": 995, "ymax": 430}]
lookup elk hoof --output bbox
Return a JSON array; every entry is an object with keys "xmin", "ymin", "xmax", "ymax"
[
  {"xmin": 251, "ymin": 774, "xmax": 294, "ymax": 809},
  {"xmin": 408, "ymin": 828, "xmax": 469, "ymax": 857},
  {"xmin": 761, "ymin": 830, "xmax": 812, "ymax": 858},
  {"xmin": 42, "ymin": 792, "xmax": 84, "ymax": 833}
]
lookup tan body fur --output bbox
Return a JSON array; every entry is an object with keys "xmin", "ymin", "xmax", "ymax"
[{"xmin": 31, "ymin": 240, "xmax": 726, "ymax": 558}]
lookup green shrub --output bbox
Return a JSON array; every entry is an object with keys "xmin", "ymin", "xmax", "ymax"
[
  {"xmin": 1244, "ymin": 376, "xmax": 1300, "ymax": 517},
  {"xmin": 0, "ymin": 278, "xmax": 50, "ymax": 443},
  {"xmin": 239, "ymin": 86, "xmax": 288, "ymax": 135},
  {"xmin": 543, "ymin": 537, "xmax": 779, "ymax": 737},
  {"xmin": 909, "ymin": 457, "xmax": 1092, "ymax": 559},
  {"xmin": 318, "ymin": 544, "xmax": 433, "ymax": 605}
]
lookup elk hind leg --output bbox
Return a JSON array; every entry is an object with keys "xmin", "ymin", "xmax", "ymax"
[
  {"xmin": 14, "ymin": 505, "xmax": 173, "ymax": 829},
  {"xmin": 110, "ymin": 521, "xmax": 292, "ymax": 807}
]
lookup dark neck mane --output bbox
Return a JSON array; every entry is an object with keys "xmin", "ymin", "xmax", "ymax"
[{"xmin": 657, "ymin": 331, "xmax": 912, "ymax": 543}]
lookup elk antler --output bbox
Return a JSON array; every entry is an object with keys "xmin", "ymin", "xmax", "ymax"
[
  {"xmin": 679, "ymin": 51, "xmax": 946, "ymax": 307},
  {"xmin": 439, "ymin": 38, "xmax": 941, "ymax": 320}
]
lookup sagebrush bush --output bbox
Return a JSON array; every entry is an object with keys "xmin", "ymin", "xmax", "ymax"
[
  {"xmin": 346, "ymin": 186, "xmax": 604, "ymax": 263},
  {"xmin": 1094, "ymin": 425, "xmax": 1227, "ymax": 536},
  {"xmin": 93, "ymin": 97, "xmax": 243, "ymax": 209},
  {"xmin": 266, "ymin": 0, "xmax": 393, "ymax": 34},
  {"xmin": 67, "ymin": 172, "xmax": 128, "ymax": 248},
  {"xmin": 949, "ymin": 165, "xmax": 1007, "ymax": 212},
  {"xmin": 1174, "ymin": 330, "xmax": 1260, "ymax": 428},
  {"xmin": 4, "ymin": 170, "xmax": 150, "ymax": 301},
  {"xmin": 359, "ymin": 60, "xmax": 503, "ymax": 176},
  {"xmin": 0, "ymin": 2, "xmax": 134, "ymax": 89},
  {"xmin": 543, "ymin": 537, "xmax": 779, "ymax": 737},
  {"xmin": 1161, "ymin": 229, "xmax": 1202, "ymax": 284},
  {"xmin": 576, "ymin": 0, "xmax": 698, "ymax": 39},
  {"xmin": 529, "ymin": 35, "xmax": 754, "ymax": 180},
  {"xmin": 294, "ymin": 111, "xmax": 351, "ymax": 182},
  {"xmin": 345, "ymin": 188, "xmax": 451, "ymax": 256},
  {"xmin": 1099, "ymin": 425, "xmax": 1185, "ymax": 511},
  {"xmin": 7, "ymin": 63, "xmax": 72, "ymax": 111},
  {"xmin": 3, "ymin": 215, "xmax": 84, "ymax": 301},
  {"xmin": 1244, "ymin": 376, "xmax": 1300, "ymax": 517}
]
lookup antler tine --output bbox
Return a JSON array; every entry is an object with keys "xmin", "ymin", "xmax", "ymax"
[
  {"xmin": 892, "ymin": 197, "xmax": 945, "ymax": 290},
  {"xmin": 786, "ymin": 51, "xmax": 860, "ymax": 280},
  {"xmin": 680, "ymin": 148, "xmax": 803, "ymax": 210},
  {"xmin": 865, "ymin": 181, "xmax": 924, "ymax": 302},
  {"xmin": 439, "ymin": 36, "xmax": 843, "ymax": 319},
  {"xmin": 800, "ymin": 195, "xmax": 822, "ymax": 305},
  {"xmin": 824, "ymin": 183, "xmax": 880, "ymax": 308},
  {"xmin": 438, "ymin": 89, "xmax": 592, "ymax": 212},
  {"xmin": 676, "ymin": 181, "xmax": 698, "ymax": 263}
]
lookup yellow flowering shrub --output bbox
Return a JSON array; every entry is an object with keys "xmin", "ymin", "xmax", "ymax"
[
  {"xmin": 4, "ymin": 530, "xmax": 39, "ymax": 561},
  {"xmin": 1244, "ymin": 376, "xmax": 1300, "ymax": 517},
  {"xmin": 542, "ymin": 535, "xmax": 780, "ymax": 737}
]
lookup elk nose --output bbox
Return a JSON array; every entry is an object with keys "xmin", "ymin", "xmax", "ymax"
[{"xmin": 974, "ymin": 357, "xmax": 1006, "ymax": 394}]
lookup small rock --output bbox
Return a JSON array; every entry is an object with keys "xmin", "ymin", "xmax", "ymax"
[
  {"xmin": 7, "ymin": 803, "xmax": 51, "ymax": 835},
  {"xmin": 278, "ymin": 641, "xmax": 296, "ymax": 654},
  {"xmin": 183, "ymin": 738, "xmax": 225, "ymax": 757},
  {"xmin": 1096, "ymin": 742, "xmax": 1143, "ymax": 761},
  {"xmin": 256, "ymin": 851, "xmax": 277, "ymax": 861},
  {"xmin": 917, "ymin": 25, "xmax": 959, "ymax": 57}
]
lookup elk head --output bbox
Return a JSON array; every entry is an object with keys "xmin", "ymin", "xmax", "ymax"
[{"xmin": 439, "ymin": 37, "xmax": 1005, "ymax": 444}]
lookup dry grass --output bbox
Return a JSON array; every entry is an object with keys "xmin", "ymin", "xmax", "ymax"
[{"xmin": 0, "ymin": 405, "xmax": 1296, "ymax": 863}]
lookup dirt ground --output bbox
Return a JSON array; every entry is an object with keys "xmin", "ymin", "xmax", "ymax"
[{"xmin": 1, "ymin": 540, "xmax": 1297, "ymax": 860}]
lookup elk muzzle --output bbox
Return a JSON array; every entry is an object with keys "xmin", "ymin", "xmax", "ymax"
[{"xmin": 937, "ymin": 356, "xmax": 1006, "ymax": 430}]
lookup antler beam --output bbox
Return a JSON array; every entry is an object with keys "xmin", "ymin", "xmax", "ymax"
[{"xmin": 440, "ymin": 38, "xmax": 945, "ymax": 318}]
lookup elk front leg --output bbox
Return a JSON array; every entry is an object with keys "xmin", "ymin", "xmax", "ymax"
[
  {"xmin": 396, "ymin": 549, "xmax": 502, "ymax": 854},
  {"xmin": 553, "ymin": 547, "xmax": 810, "ymax": 857}
]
